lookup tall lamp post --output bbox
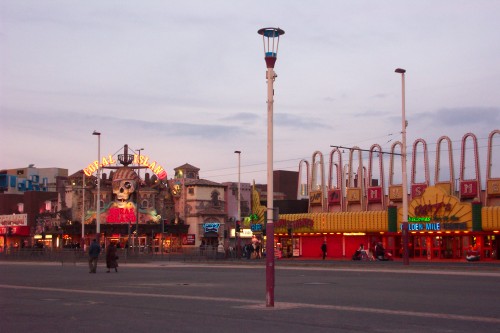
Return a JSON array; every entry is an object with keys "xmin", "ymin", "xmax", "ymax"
[
  {"xmin": 135, "ymin": 148, "xmax": 144, "ymax": 253},
  {"xmin": 234, "ymin": 150, "xmax": 241, "ymax": 258},
  {"xmin": 258, "ymin": 26, "xmax": 284, "ymax": 307},
  {"xmin": 395, "ymin": 68, "xmax": 409, "ymax": 266},
  {"xmin": 81, "ymin": 173, "xmax": 85, "ymax": 246},
  {"xmin": 92, "ymin": 131, "xmax": 101, "ymax": 242}
]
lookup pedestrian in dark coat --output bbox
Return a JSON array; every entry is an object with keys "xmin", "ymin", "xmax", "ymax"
[
  {"xmin": 88, "ymin": 239, "xmax": 101, "ymax": 273},
  {"xmin": 106, "ymin": 242, "xmax": 119, "ymax": 273},
  {"xmin": 321, "ymin": 242, "xmax": 327, "ymax": 260}
]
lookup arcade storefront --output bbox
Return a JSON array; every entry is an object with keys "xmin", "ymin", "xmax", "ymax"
[{"xmin": 276, "ymin": 186, "xmax": 500, "ymax": 261}]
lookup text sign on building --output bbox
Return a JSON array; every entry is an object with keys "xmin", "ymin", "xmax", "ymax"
[
  {"xmin": 0, "ymin": 214, "xmax": 28, "ymax": 226},
  {"xmin": 106, "ymin": 207, "xmax": 137, "ymax": 223},
  {"xmin": 250, "ymin": 224, "xmax": 263, "ymax": 232},
  {"xmin": 309, "ymin": 191, "xmax": 322, "ymax": 206},
  {"xmin": 460, "ymin": 180, "xmax": 479, "ymax": 199},
  {"xmin": 411, "ymin": 184, "xmax": 427, "ymax": 198},
  {"xmin": 231, "ymin": 228, "xmax": 253, "ymax": 238},
  {"xmin": 203, "ymin": 223, "xmax": 220, "ymax": 233},
  {"xmin": 183, "ymin": 234, "xmax": 196, "ymax": 245},
  {"xmin": 402, "ymin": 222, "xmax": 468, "ymax": 231},
  {"xmin": 367, "ymin": 187, "xmax": 382, "ymax": 203},
  {"xmin": 83, "ymin": 153, "xmax": 167, "ymax": 180},
  {"xmin": 328, "ymin": 189, "xmax": 341, "ymax": 205}
]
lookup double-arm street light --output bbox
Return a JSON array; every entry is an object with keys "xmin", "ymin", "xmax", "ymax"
[
  {"xmin": 258, "ymin": 26, "xmax": 284, "ymax": 307},
  {"xmin": 92, "ymin": 131, "xmax": 101, "ymax": 242},
  {"xmin": 395, "ymin": 68, "xmax": 409, "ymax": 266}
]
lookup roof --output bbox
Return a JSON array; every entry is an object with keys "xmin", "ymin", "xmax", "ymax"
[
  {"xmin": 197, "ymin": 207, "xmax": 227, "ymax": 216},
  {"xmin": 174, "ymin": 163, "xmax": 200, "ymax": 172},
  {"xmin": 184, "ymin": 178, "xmax": 225, "ymax": 187}
]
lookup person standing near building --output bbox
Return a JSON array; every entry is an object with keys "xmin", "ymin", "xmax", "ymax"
[
  {"xmin": 321, "ymin": 241, "xmax": 327, "ymax": 260},
  {"xmin": 88, "ymin": 239, "xmax": 101, "ymax": 273}
]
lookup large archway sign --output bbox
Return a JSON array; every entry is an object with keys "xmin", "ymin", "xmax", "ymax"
[{"xmin": 82, "ymin": 153, "xmax": 167, "ymax": 180}]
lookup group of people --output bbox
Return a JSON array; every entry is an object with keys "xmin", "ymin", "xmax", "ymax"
[
  {"xmin": 88, "ymin": 239, "xmax": 119, "ymax": 273},
  {"xmin": 243, "ymin": 241, "xmax": 262, "ymax": 259},
  {"xmin": 352, "ymin": 242, "xmax": 392, "ymax": 261}
]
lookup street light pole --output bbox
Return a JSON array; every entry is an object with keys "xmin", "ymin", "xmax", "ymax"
[
  {"xmin": 135, "ymin": 148, "xmax": 144, "ymax": 253},
  {"xmin": 81, "ymin": 172, "xmax": 85, "ymax": 246},
  {"xmin": 395, "ymin": 68, "xmax": 409, "ymax": 266},
  {"xmin": 92, "ymin": 131, "xmax": 101, "ymax": 243},
  {"xmin": 258, "ymin": 27, "xmax": 284, "ymax": 307},
  {"xmin": 234, "ymin": 150, "xmax": 241, "ymax": 258}
]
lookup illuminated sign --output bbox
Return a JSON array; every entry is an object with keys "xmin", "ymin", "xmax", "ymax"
[
  {"xmin": 401, "ymin": 222, "xmax": 468, "ymax": 231},
  {"xmin": 409, "ymin": 217, "xmax": 431, "ymax": 222},
  {"xmin": 250, "ymin": 224, "xmax": 263, "ymax": 232},
  {"xmin": 0, "ymin": 214, "xmax": 28, "ymax": 226},
  {"xmin": 106, "ymin": 207, "xmax": 137, "ymax": 223},
  {"xmin": 203, "ymin": 223, "xmax": 220, "ymax": 233},
  {"xmin": 134, "ymin": 154, "xmax": 167, "ymax": 180},
  {"xmin": 230, "ymin": 228, "xmax": 253, "ymax": 238},
  {"xmin": 83, "ymin": 154, "xmax": 167, "ymax": 180},
  {"xmin": 83, "ymin": 155, "xmax": 117, "ymax": 176}
]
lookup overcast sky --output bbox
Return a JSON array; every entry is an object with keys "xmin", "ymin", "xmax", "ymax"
[{"xmin": 1, "ymin": 1, "xmax": 499, "ymax": 186}]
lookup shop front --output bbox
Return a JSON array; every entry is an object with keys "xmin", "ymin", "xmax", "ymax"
[{"xmin": 276, "ymin": 186, "xmax": 499, "ymax": 261}]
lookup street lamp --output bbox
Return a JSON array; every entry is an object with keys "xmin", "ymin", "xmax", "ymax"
[
  {"xmin": 258, "ymin": 26, "xmax": 284, "ymax": 307},
  {"xmin": 135, "ymin": 148, "xmax": 144, "ymax": 253},
  {"xmin": 81, "ymin": 172, "xmax": 85, "ymax": 246},
  {"xmin": 92, "ymin": 130, "xmax": 101, "ymax": 243},
  {"xmin": 234, "ymin": 150, "xmax": 241, "ymax": 258},
  {"xmin": 395, "ymin": 68, "xmax": 409, "ymax": 266}
]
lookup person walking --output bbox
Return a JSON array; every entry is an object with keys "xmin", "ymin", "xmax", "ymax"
[
  {"xmin": 106, "ymin": 241, "xmax": 119, "ymax": 273},
  {"xmin": 321, "ymin": 241, "xmax": 327, "ymax": 260},
  {"xmin": 88, "ymin": 239, "xmax": 101, "ymax": 273}
]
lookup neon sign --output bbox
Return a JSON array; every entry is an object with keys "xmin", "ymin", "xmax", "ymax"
[
  {"xmin": 203, "ymin": 223, "xmax": 220, "ymax": 233},
  {"xmin": 133, "ymin": 154, "xmax": 167, "ymax": 180},
  {"xmin": 106, "ymin": 207, "xmax": 136, "ymax": 223},
  {"xmin": 402, "ymin": 222, "xmax": 467, "ymax": 231},
  {"xmin": 83, "ymin": 155, "xmax": 116, "ymax": 176},
  {"xmin": 83, "ymin": 154, "xmax": 167, "ymax": 180}
]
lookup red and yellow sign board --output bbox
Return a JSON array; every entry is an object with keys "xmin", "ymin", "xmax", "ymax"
[
  {"xmin": 389, "ymin": 185, "xmax": 403, "ymax": 202},
  {"xmin": 487, "ymin": 179, "xmax": 500, "ymax": 197},
  {"xmin": 328, "ymin": 189, "xmax": 341, "ymax": 205},
  {"xmin": 309, "ymin": 191, "xmax": 322, "ymax": 206},
  {"xmin": 367, "ymin": 187, "xmax": 382, "ymax": 203},
  {"xmin": 401, "ymin": 186, "xmax": 472, "ymax": 228},
  {"xmin": 346, "ymin": 188, "xmax": 361, "ymax": 203},
  {"xmin": 460, "ymin": 180, "xmax": 479, "ymax": 199},
  {"xmin": 411, "ymin": 184, "xmax": 427, "ymax": 198}
]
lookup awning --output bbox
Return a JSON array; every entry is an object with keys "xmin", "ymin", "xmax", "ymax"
[{"xmin": 203, "ymin": 231, "xmax": 219, "ymax": 238}]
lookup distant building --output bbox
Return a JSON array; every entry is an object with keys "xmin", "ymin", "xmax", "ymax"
[{"xmin": 0, "ymin": 166, "xmax": 67, "ymax": 250}]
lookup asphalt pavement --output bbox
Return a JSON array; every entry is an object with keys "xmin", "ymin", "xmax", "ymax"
[{"xmin": 2, "ymin": 259, "xmax": 500, "ymax": 333}]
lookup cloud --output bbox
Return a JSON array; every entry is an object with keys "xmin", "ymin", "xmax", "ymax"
[
  {"xmin": 275, "ymin": 113, "xmax": 332, "ymax": 130},
  {"xmin": 416, "ymin": 107, "xmax": 500, "ymax": 126},
  {"xmin": 220, "ymin": 112, "xmax": 259, "ymax": 123}
]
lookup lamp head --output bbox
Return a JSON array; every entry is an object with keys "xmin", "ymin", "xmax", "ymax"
[
  {"xmin": 92, "ymin": 130, "xmax": 101, "ymax": 136},
  {"xmin": 258, "ymin": 27, "xmax": 285, "ymax": 69},
  {"xmin": 395, "ymin": 68, "xmax": 406, "ymax": 74}
]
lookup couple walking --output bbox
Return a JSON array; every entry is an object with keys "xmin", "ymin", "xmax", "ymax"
[{"xmin": 88, "ymin": 239, "xmax": 119, "ymax": 273}]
